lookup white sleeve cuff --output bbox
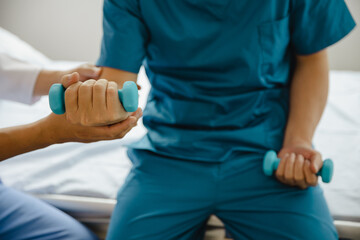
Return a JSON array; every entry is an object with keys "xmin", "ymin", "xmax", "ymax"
[{"xmin": 0, "ymin": 54, "xmax": 41, "ymax": 105}]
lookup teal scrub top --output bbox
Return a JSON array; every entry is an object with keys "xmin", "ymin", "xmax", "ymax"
[{"xmin": 97, "ymin": 0, "xmax": 355, "ymax": 162}]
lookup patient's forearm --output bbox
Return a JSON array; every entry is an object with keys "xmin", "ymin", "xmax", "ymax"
[
  {"xmin": 0, "ymin": 120, "xmax": 55, "ymax": 161},
  {"xmin": 283, "ymin": 50, "xmax": 329, "ymax": 147},
  {"xmin": 99, "ymin": 67, "xmax": 138, "ymax": 88}
]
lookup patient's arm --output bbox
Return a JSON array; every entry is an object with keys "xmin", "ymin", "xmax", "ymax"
[
  {"xmin": 99, "ymin": 67, "xmax": 138, "ymax": 87},
  {"xmin": 275, "ymin": 49, "xmax": 329, "ymax": 189}
]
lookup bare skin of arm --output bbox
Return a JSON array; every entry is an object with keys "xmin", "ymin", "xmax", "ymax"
[
  {"xmin": 0, "ymin": 72, "xmax": 142, "ymax": 162},
  {"xmin": 33, "ymin": 63, "xmax": 102, "ymax": 96},
  {"xmin": 99, "ymin": 67, "xmax": 138, "ymax": 87},
  {"xmin": 0, "ymin": 112, "xmax": 141, "ymax": 161},
  {"xmin": 276, "ymin": 49, "xmax": 329, "ymax": 189}
]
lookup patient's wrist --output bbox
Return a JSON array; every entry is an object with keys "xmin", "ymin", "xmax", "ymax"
[
  {"xmin": 283, "ymin": 133, "xmax": 312, "ymax": 149},
  {"xmin": 283, "ymin": 140, "xmax": 312, "ymax": 149}
]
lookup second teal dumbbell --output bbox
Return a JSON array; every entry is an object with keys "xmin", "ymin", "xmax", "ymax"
[
  {"xmin": 49, "ymin": 81, "xmax": 138, "ymax": 115},
  {"xmin": 263, "ymin": 150, "xmax": 334, "ymax": 183}
]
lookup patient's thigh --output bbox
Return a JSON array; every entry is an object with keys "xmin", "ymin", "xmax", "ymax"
[
  {"xmin": 0, "ymin": 183, "xmax": 97, "ymax": 240},
  {"xmin": 215, "ymin": 152, "xmax": 337, "ymax": 240},
  {"xmin": 106, "ymin": 149, "xmax": 215, "ymax": 240}
]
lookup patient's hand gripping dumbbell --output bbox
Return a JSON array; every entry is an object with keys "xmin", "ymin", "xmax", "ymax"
[
  {"xmin": 48, "ymin": 81, "xmax": 138, "ymax": 115},
  {"xmin": 263, "ymin": 150, "xmax": 334, "ymax": 183}
]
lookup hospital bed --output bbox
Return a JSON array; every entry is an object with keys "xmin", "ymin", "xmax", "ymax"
[
  {"xmin": 0, "ymin": 69, "xmax": 359, "ymax": 240},
  {"xmin": 0, "ymin": 28, "xmax": 359, "ymax": 239}
]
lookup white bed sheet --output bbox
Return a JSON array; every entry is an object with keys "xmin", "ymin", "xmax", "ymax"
[
  {"xmin": 316, "ymin": 71, "xmax": 360, "ymax": 221},
  {"xmin": 0, "ymin": 64, "xmax": 149, "ymax": 199},
  {"xmin": 0, "ymin": 68, "xmax": 359, "ymax": 221}
]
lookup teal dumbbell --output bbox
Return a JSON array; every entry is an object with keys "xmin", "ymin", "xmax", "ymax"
[
  {"xmin": 49, "ymin": 81, "xmax": 138, "ymax": 115},
  {"xmin": 263, "ymin": 150, "xmax": 334, "ymax": 183}
]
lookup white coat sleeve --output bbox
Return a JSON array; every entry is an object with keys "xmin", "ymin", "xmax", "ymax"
[{"xmin": 0, "ymin": 53, "xmax": 41, "ymax": 104}]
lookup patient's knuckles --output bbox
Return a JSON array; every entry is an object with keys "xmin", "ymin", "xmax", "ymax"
[
  {"xmin": 298, "ymin": 184, "xmax": 308, "ymax": 190},
  {"xmin": 79, "ymin": 84, "xmax": 93, "ymax": 95},
  {"xmin": 294, "ymin": 174, "xmax": 304, "ymax": 182},
  {"xmin": 284, "ymin": 175, "xmax": 293, "ymax": 182},
  {"xmin": 275, "ymin": 171, "xmax": 284, "ymax": 180},
  {"xmin": 93, "ymin": 82, "xmax": 106, "ymax": 93},
  {"xmin": 106, "ymin": 86, "xmax": 118, "ymax": 99},
  {"xmin": 64, "ymin": 88, "xmax": 76, "ymax": 100},
  {"xmin": 310, "ymin": 178, "xmax": 318, "ymax": 187},
  {"xmin": 306, "ymin": 176, "xmax": 318, "ymax": 186}
]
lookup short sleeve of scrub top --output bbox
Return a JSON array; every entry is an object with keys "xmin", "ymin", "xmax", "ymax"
[
  {"xmin": 96, "ymin": 0, "xmax": 149, "ymax": 73},
  {"xmin": 290, "ymin": 0, "xmax": 356, "ymax": 55}
]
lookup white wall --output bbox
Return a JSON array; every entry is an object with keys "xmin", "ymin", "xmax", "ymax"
[
  {"xmin": 0, "ymin": 0, "xmax": 359, "ymax": 70},
  {"xmin": 328, "ymin": 0, "xmax": 360, "ymax": 71},
  {"xmin": 0, "ymin": 0, "xmax": 103, "ymax": 63}
]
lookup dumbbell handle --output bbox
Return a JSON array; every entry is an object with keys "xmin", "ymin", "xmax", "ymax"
[
  {"xmin": 263, "ymin": 150, "xmax": 334, "ymax": 183},
  {"xmin": 49, "ymin": 81, "xmax": 138, "ymax": 115}
]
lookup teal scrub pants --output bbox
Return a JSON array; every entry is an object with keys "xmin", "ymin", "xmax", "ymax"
[{"xmin": 106, "ymin": 149, "xmax": 337, "ymax": 240}]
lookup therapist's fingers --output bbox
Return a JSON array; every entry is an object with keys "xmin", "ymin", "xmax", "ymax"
[
  {"xmin": 74, "ymin": 64, "xmax": 102, "ymax": 81},
  {"xmin": 130, "ymin": 108, "xmax": 143, "ymax": 119},
  {"xmin": 83, "ymin": 113, "xmax": 141, "ymax": 142},
  {"xmin": 103, "ymin": 108, "xmax": 143, "ymax": 138},
  {"xmin": 50, "ymin": 111, "xmax": 140, "ymax": 143},
  {"xmin": 105, "ymin": 116, "xmax": 138, "ymax": 139},
  {"xmin": 61, "ymin": 72, "xmax": 80, "ymax": 89}
]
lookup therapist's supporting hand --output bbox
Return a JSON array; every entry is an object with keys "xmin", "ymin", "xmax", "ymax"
[
  {"xmin": 62, "ymin": 72, "xmax": 132, "ymax": 126},
  {"xmin": 42, "ymin": 109, "xmax": 142, "ymax": 143},
  {"xmin": 33, "ymin": 63, "xmax": 102, "ymax": 96},
  {"xmin": 0, "ymin": 109, "xmax": 142, "ymax": 161},
  {"xmin": 275, "ymin": 144, "xmax": 322, "ymax": 189}
]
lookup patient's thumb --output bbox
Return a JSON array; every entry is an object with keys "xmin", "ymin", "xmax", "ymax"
[{"xmin": 61, "ymin": 72, "xmax": 80, "ymax": 88}]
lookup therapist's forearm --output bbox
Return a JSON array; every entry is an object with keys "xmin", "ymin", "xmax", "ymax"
[
  {"xmin": 0, "ymin": 119, "xmax": 55, "ymax": 161},
  {"xmin": 32, "ymin": 64, "xmax": 102, "ymax": 97},
  {"xmin": 33, "ymin": 70, "xmax": 63, "ymax": 96},
  {"xmin": 283, "ymin": 50, "xmax": 329, "ymax": 148}
]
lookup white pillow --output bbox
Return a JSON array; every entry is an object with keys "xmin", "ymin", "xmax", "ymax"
[{"xmin": 0, "ymin": 27, "xmax": 50, "ymax": 67}]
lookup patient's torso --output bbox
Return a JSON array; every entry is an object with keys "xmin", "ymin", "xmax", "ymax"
[{"xmin": 131, "ymin": 0, "xmax": 293, "ymax": 161}]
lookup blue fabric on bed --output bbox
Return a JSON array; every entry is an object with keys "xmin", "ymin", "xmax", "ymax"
[{"xmin": 0, "ymin": 182, "xmax": 98, "ymax": 240}]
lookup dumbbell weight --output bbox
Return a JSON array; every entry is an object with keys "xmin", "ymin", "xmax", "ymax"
[
  {"xmin": 49, "ymin": 81, "xmax": 138, "ymax": 114},
  {"xmin": 263, "ymin": 150, "xmax": 334, "ymax": 183}
]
